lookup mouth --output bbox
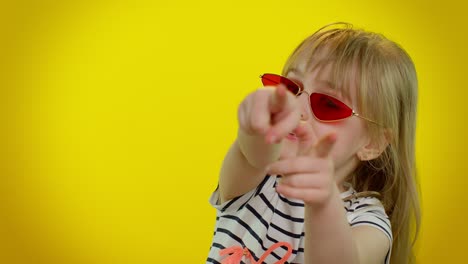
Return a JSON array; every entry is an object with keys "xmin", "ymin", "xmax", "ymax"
[{"xmin": 286, "ymin": 132, "xmax": 297, "ymax": 140}]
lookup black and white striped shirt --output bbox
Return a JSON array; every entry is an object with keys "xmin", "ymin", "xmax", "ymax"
[{"xmin": 206, "ymin": 175, "xmax": 392, "ymax": 264}]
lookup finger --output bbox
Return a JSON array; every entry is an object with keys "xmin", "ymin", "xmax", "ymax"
[
  {"xmin": 266, "ymin": 109, "xmax": 301, "ymax": 143},
  {"xmin": 248, "ymin": 89, "xmax": 273, "ymax": 134},
  {"xmin": 276, "ymin": 184, "xmax": 325, "ymax": 201},
  {"xmin": 293, "ymin": 121, "xmax": 315, "ymax": 156},
  {"xmin": 278, "ymin": 173, "xmax": 326, "ymax": 189},
  {"xmin": 268, "ymin": 84, "xmax": 288, "ymax": 114},
  {"xmin": 310, "ymin": 133, "xmax": 337, "ymax": 158},
  {"xmin": 238, "ymin": 101, "xmax": 249, "ymax": 132},
  {"xmin": 267, "ymin": 157, "xmax": 322, "ymax": 175}
]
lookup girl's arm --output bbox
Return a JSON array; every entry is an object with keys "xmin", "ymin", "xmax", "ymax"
[
  {"xmin": 304, "ymin": 188, "xmax": 390, "ymax": 264},
  {"xmin": 218, "ymin": 131, "xmax": 282, "ymax": 204},
  {"xmin": 218, "ymin": 85, "xmax": 300, "ymax": 204},
  {"xmin": 268, "ymin": 133, "xmax": 390, "ymax": 263}
]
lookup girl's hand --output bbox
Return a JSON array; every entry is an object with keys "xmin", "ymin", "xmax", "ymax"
[
  {"xmin": 267, "ymin": 131, "xmax": 338, "ymax": 206},
  {"xmin": 238, "ymin": 84, "xmax": 301, "ymax": 144}
]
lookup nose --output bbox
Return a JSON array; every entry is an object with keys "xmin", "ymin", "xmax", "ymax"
[{"xmin": 297, "ymin": 92, "xmax": 311, "ymax": 121}]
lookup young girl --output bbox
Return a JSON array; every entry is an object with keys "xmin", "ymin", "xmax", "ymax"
[{"xmin": 207, "ymin": 23, "xmax": 420, "ymax": 264}]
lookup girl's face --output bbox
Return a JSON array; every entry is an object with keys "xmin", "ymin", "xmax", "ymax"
[{"xmin": 279, "ymin": 63, "xmax": 371, "ymax": 187}]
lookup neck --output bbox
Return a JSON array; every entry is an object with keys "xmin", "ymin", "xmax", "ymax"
[{"xmin": 334, "ymin": 157, "xmax": 359, "ymax": 193}]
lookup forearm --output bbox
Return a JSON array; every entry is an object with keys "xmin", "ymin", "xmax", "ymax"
[
  {"xmin": 304, "ymin": 185, "xmax": 360, "ymax": 264},
  {"xmin": 237, "ymin": 128, "xmax": 282, "ymax": 169},
  {"xmin": 217, "ymin": 129, "xmax": 282, "ymax": 203}
]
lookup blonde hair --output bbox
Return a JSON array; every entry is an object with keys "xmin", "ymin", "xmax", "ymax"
[{"xmin": 282, "ymin": 23, "xmax": 420, "ymax": 263}]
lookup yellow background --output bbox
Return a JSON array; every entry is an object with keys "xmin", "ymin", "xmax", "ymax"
[{"xmin": 1, "ymin": 0, "xmax": 467, "ymax": 263}]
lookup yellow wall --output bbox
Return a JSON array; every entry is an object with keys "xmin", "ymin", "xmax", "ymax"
[{"xmin": 1, "ymin": 0, "xmax": 467, "ymax": 263}]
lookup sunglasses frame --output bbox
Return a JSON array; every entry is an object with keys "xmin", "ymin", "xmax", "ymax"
[{"xmin": 260, "ymin": 73, "xmax": 382, "ymax": 126}]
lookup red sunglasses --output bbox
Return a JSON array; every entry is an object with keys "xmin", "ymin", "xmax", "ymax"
[{"xmin": 260, "ymin": 73, "xmax": 380, "ymax": 125}]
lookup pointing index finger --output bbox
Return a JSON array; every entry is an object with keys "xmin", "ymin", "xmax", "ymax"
[{"xmin": 269, "ymin": 84, "xmax": 288, "ymax": 113}]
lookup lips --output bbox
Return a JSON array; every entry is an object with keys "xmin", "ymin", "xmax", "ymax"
[{"xmin": 286, "ymin": 133, "xmax": 297, "ymax": 140}]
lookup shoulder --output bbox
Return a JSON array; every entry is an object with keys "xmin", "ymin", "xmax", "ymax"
[
  {"xmin": 344, "ymin": 194, "xmax": 392, "ymax": 241},
  {"xmin": 341, "ymin": 184, "xmax": 393, "ymax": 263}
]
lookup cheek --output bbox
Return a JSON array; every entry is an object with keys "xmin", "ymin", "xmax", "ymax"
[
  {"xmin": 311, "ymin": 122, "xmax": 342, "ymax": 146},
  {"xmin": 329, "ymin": 129, "xmax": 368, "ymax": 164},
  {"xmin": 330, "ymin": 136, "xmax": 355, "ymax": 161}
]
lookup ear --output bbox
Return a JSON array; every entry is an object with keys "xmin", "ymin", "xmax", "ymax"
[{"xmin": 357, "ymin": 129, "xmax": 391, "ymax": 161}]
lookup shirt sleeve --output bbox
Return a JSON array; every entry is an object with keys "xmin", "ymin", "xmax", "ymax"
[
  {"xmin": 209, "ymin": 175, "xmax": 273, "ymax": 214},
  {"xmin": 346, "ymin": 197, "xmax": 393, "ymax": 264}
]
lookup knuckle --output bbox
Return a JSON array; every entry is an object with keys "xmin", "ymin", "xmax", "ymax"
[
  {"xmin": 249, "ymin": 118, "xmax": 267, "ymax": 134},
  {"xmin": 255, "ymin": 87, "xmax": 271, "ymax": 98},
  {"xmin": 286, "ymin": 176, "xmax": 300, "ymax": 187}
]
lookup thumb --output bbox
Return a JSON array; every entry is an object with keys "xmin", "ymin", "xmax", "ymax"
[{"xmin": 310, "ymin": 133, "xmax": 337, "ymax": 158}]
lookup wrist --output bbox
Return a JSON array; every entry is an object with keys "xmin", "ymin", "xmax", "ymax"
[
  {"xmin": 304, "ymin": 183, "xmax": 341, "ymax": 211},
  {"xmin": 237, "ymin": 129, "xmax": 282, "ymax": 169}
]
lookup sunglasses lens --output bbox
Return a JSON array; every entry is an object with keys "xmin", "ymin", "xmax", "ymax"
[
  {"xmin": 310, "ymin": 93, "xmax": 353, "ymax": 121},
  {"xmin": 261, "ymin": 74, "xmax": 300, "ymax": 95}
]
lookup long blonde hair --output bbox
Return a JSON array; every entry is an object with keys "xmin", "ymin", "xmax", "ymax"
[{"xmin": 282, "ymin": 23, "xmax": 421, "ymax": 263}]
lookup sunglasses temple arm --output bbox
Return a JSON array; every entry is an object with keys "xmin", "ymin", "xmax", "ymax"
[{"xmin": 353, "ymin": 113, "xmax": 383, "ymax": 126}]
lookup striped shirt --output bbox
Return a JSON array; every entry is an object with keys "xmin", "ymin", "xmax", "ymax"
[{"xmin": 206, "ymin": 175, "xmax": 392, "ymax": 264}]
